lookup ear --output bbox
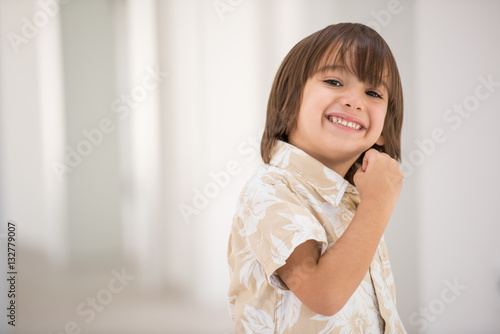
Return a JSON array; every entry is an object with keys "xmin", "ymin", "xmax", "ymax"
[{"xmin": 375, "ymin": 133, "xmax": 385, "ymax": 146}]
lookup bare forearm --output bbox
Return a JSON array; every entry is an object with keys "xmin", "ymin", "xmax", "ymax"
[{"xmin": 314, "ymin": 198, "xmax": 392, "ymax": 314}]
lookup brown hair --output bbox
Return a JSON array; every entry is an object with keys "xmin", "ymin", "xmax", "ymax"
[{"xmin": 261, "ymin": 23, "xmax": 403, "ymax": 183}]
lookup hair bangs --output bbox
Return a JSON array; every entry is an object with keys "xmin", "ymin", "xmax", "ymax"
[{"xmin": 311, "ymin": 26, "xmax": 393, "ymax": 95}]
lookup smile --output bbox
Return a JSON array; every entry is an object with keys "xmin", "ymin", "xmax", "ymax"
[{"xmin": 327, "ymin": 116, "xmax": 362, "ymax": 130}]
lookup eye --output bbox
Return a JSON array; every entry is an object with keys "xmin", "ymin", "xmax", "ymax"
[
  {"xmin": 324, "ymin": 79, "xmax": 342, "ymax": 87},
  {"xmin": 366, "ymin": 90, "xmax": 383, "ymax": 99}
]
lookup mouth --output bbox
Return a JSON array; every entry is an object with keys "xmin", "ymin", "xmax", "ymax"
[{"xmin": 326, "ymin": 115, "xmax": 364, "ymax": 130}]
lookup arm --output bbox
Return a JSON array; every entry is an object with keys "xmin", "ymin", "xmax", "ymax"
[{"xmin": 276, "ymin": 149, "xmax": 403, "ymax": 316}]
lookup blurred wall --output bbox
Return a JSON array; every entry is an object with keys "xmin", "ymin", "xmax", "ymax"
[
  {"xmin": 0, "ymin": 0, "xmax": 66, "ymax": 259},
  {"xmin": 60, "ymin": 0, "xmax": 123, "ymax": 267},
  {"xmin": 414, "ymin": 0, "xmax": 500, "ymax": 332},
  {"xmin": 0, "ymin": 1, "xmax": 499, "ymax": 333}
]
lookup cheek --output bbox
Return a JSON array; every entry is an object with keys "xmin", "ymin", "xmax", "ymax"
[
  {"xmin": 301, "ymin": 88, "xmax": 331, "ymax": 113},
  {"xmin": 294, "ymin": 110, "xmax": 313, "ymax": 135},
  {"xmin": 311, "ymin": 91, "xmax": 331, "ymax": 111},
  {"xmin": 373, "ymin": 107, "xmax": 388, "ymax": 130},
  {"xmin": 296, "ymin": 100, "xmax": 319, "ymax": 127}
]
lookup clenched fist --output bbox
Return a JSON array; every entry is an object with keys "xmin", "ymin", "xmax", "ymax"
[{"xmin": 353, "ymin": 149, "xmax": 404, "ymax": 213}]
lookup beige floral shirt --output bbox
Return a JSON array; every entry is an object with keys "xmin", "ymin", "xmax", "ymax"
[{"xmin": 227, "ymin": 140, "xmax": 406, "ymax": 333}]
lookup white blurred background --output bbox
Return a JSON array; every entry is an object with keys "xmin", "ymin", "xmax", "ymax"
[{"xmin": 0, "ymin": 0, "xmax": 499, "ymax": 333}]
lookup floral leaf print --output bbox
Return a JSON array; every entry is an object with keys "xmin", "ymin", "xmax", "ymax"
[
  {"xmin": 351, "ymin": 277, "xmax": 381, "ymax": 315},
  {"xmin": 311, "ymin": 314, "xmax": 335, "ymax": 334},
  {"xmin": 332, "ymin": 207, "xmax": 354, "ymax": 237},
  {"xmin": 270, "ymin": 141, "xmax": 309, "ymax": 169},
  {"xmin": 241, "ymin": 304, "xmax": 274, "ymax": 334},
  {"xmin": 312, "ymin": 310, "xmax": 375, "ymax": 334},
  {"xmin": 237, "ymin": 243, "xmax": 266, "ymax": 290},
  {"xmin": 270, "ymin": 232, "xmax": 291, "ymax": 266},
  {"xmin": 293, "ymin": 184, "xmax": 337, "ymax": 220},
  {"xmin": 370, "ymin": 260, "xmax": 396, "ymax": 311},
  {"xmin": 239, "ymin": 184, "xmax": 281, "ymax": 238},
  {"xmin": 334, "ymin": 310, "xmax": 374, "ymax": 334},
  {"xmin": 389, "ymin": 313, "xmax": 407, "ymax": 333},
  {"xmin": 228, "ymin": 295, "xmax": 237, "ymax": 320},
  {"xmin": 276, "ymin": 290, "xmax": 302, "ymax": 333},
  {"xmin": 279, "ymin": 213, "xmax": 327, "ymax": 250},
  {"xmin": 270, "ymin": 142, "xmax": 296, "ymax": 169}
]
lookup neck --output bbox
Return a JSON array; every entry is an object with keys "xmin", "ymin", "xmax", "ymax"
[
  {"xmin": 297, "ymin": 147, "xmax": 359, "ymax": 178},
  {"xmin": 287, "ymin": 139, "xmax": 361, "ymax": 179},
  {"xmin": 321, "ymin": 157, "xmax": 359, "ymax": 178}
]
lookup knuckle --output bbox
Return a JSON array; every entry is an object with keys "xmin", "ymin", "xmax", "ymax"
[
  {"xmin": 399, "ymin": 168, "xmax": 405, "ymax": 178},
  {"xmin": 380, "ymin": 152, "xmax": 391, "ymax": 158}
]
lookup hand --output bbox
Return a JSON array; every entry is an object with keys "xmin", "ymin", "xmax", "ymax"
[{"xmin": 353, "ymin": 149, "xmax": 404, "ymax": 211}]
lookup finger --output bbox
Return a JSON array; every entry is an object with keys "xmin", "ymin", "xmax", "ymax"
[
  {"xmin": 363, "ymin": 148, "xmax": 379, "ymax": 160},
  {"xmin": 361, "ymin": 149, "xmax": 379, "ymax": 171},
  {"xmin": 353, "ymin": 167, "xmax": 363, "ymax": 187},
  {"xmin": 362, "ymin": 156, "xmax": 369, "ymax": 172}
]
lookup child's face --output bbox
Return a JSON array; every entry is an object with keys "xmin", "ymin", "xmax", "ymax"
[{"xmin": 289, "ymin": 65, "xmax": 388, "ymax": 175}]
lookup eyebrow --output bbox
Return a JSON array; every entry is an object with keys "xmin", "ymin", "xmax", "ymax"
[
  {"xmin": 316, "ymin": 65, "xmax": 345, "ymax": 74},
  {"xmin": 316, "ymin": 64, "xmax": 389, "ymax": 93}
]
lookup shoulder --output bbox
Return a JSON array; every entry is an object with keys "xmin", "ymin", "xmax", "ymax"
[{"xmin": 238, "ymin": 163, "xmax": 299, "ymax": 204}]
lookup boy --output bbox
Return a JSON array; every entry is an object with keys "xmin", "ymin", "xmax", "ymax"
[{"xmin": 228, "ymin": 23, "xmax": 406, "ymax": 333}]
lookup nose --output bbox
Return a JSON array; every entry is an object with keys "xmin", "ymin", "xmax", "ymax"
[{"xmin": 340, "ymin": 88, "xmax": 364, "ymax": 111}]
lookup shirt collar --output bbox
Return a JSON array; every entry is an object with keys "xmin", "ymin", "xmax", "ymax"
[{"xmin": 269, "ymin": 140, "xmax": 359, "ymax": 207}]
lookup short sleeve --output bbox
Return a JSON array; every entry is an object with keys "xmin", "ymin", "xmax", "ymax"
[{"xmin": 239, "ymin": 177, "xmax": 328, "ymax": 290}]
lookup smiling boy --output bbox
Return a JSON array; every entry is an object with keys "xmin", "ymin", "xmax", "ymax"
[{"xmin": 228, "ymin": 23, "xmax": 407, "ymax": 333}]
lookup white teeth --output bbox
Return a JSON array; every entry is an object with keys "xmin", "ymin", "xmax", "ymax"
[{"xmin": 328, "ymin": 116, "xmax": 362, "ymax": 130}]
